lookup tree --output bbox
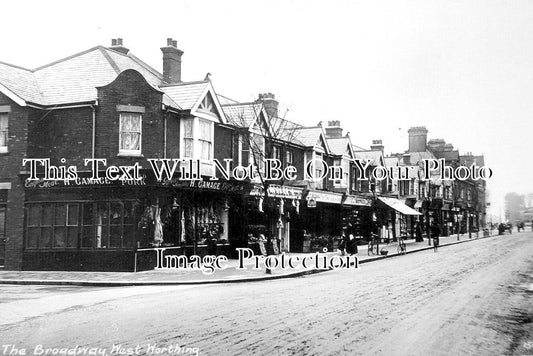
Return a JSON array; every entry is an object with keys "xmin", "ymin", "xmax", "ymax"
[{"xmin": 222, "ymin": 95, "xmax": 300, "ymax": 266}]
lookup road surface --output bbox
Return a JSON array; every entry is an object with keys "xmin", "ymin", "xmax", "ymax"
[{"xmin": 0, "ymin": 233, "xmax": 532, "ymax": 355}]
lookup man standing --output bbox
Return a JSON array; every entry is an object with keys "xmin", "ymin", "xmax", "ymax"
[{"xmin": 431, "ymin": 220, "xmax": 441, "ymax": 252}]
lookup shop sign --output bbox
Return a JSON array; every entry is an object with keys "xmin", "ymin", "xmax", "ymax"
[
  {"xmin": 307, "ymin": 191, "xmax": 343, "ymax": 204},
  {"xmin": 250, "ymin": 184, "xmax": 303, "ymax": 199},
  {"xmin": 24, "ymin": 175, "xmax": 148, "ymax": 188},
  {"xmin": 343, "ymin": 195, "xmax": 372, "ymax": 207},
  {"xmin": 165, "ymin": 179, "xmax": 248, "ymax": 193}
]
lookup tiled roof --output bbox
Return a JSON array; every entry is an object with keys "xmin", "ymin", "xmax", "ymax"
[
  {"xmin": 293, "ymin": 127, "xmax": 327, "ymax": 149},
  {"xmin": 0, "ymin": 46, "xmax": 165, "ymax": 106},
  {"xmin": 353, "ymin": 150, "xmax": 383, "ymax": 165},
  {"xmin": 0, "ymin": 61, "xmax": 43, "ymax": 104},
  {"xmin": 221, "ymin": 102, "xmax": 262, "ymax": 128},
  {"xmin": 403, "ymin": 151, "xmax": 437, "ymax": 165},
  {"xmin": 217, "ymin": 94, "xmax": 239, "ymax": 106},
  {"xmin": 384, "ymin": 156, "xmax": 399, "ymax": 167},
  {"xmin": 327, "ymin": 137, "xmax": 352, "ymax": 156},
  {"xmin": 273, "ymin": 118, "xmax": 303, "ymax": 141},
  {"xmin": 352, "ymin": 144, "xmax": 366, "ymax": 151},
  {"xmin": 160, "ymin": 81, "xmax": 210, "ymax": 110},
  {"xmin": 460, "ymin": 154, "xmax": 484, "ymax": 166},
  {"xmin": 433, "ymin": 150, "xmax": 460, "ymax": 161}
]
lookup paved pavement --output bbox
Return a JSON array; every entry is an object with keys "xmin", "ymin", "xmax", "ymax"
[{"xmin": 0, "ymin": 230, "xmax": 508, "ymax": 286}]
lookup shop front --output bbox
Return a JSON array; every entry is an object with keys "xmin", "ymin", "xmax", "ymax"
[
  {"xmin": 376, "ymin": 197, "xmax": 421, "ymax": 241},
  {"xmin": 246, "ymin": 184, "xmax": 304, "ymax": 254},
  {"xmin": 21, "ymin": 173, "xmax": 248, "ymax": 271},
  {"xmin": 290, "ymin": 190, "xmax": 345, "ymax": 253}
]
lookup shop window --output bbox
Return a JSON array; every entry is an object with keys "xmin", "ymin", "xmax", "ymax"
[
  {"xmin": 0, "ymin": 114, "xmax": 7, "ymax": 153},
  {"xmin": 119, "ymin": 113, "xmax": 142, "ymax": 156},
  {"xmin": 25, "ymin": 201, "xmax": 136, "ymax": 250}
]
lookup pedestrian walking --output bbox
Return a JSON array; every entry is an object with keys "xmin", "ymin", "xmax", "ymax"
[
  {"xmin": 415, "ymin": 221, "xmax": 423, "ymax": 242},
  {"xmin": 430, "ymin": 220, "xmax": 441, "ymax": 252},
  {"xmin": 346, "ymin": 234, "xmax": 358, "ymax": 255},
  {"xmin": 338, "ymin": 233, "xmax": 346, "ymax": 256}
]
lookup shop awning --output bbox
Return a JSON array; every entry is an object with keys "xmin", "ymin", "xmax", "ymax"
[{"xmin": 378, "ymin": 197, "xmax": 422, "ymax": 216}]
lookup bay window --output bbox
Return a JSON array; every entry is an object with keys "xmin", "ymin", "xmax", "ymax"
[
  {"xmin": 183, "ymin": 118, "xmax": 194, "ymax": 158},
  {"xmin": 199, "ymin": 119, "xmax": 212, "ymax": 160}
]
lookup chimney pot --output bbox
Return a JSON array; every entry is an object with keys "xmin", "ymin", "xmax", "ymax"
[
  {"xmin": 161, "ymin": 38, "xmax": 184, "ymax": 83},
  {"xmin": 108, "ymin": 38, "xmax": 129, "ymax": 54}
]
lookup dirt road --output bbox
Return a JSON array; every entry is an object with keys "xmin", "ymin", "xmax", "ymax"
[{"xmin": 0, "ymin": 233, "xmax": 532, "ymax": 355}]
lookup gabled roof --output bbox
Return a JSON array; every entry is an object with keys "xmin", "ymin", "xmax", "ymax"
[
  {"xmin": 327, "ymin": 136, "xmax": 354, "ymax": 158},
  {"xmin": 160, "ymin": 81, "xmax": 210, "ymax": 110},
  {"xmin": 405, "ymin": 151, "xmax": 437, "ymax": 165},
  {"xmin": 273, "ymin": 118, "xmax": 303, "ymax": 142},
  {"xmin": 384, "ymin": 156, "xmax": 399, "ymax": 168},
  {"xmin": 0, "ymin": 46, "xmax": 165, "ymax": 106},
  {"xmin": 293, "ymin": 126, "xmax": 330, "ymax": 153},
  {"xmin": 353, "ymin": 150, "xmax": 384, "ymax": 166},
  {"xmin": 221, "ymin": 102, "xmax": 263, "ymax": 128}
]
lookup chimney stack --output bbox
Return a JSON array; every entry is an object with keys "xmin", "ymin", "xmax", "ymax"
[
  {"xmin": 325, "ymin": 120, "xmax": 343, "ymax": 137},
  {"xmin": 161, "ymin": 38, "xmax": 184, "ymax": 84},
  {"xmin": 407, "ymin": 126, "xmax": 428, "ymax": 153},
  {"xmin": 427, "ymin": 138, "xmax": 446, "ymax": 152},
  {"xmin": 109, "ymin": 38, "xmax": 129, "ymax": 55},
  {"xmin": 370, "ymin": 139, "xmax": 384, "ymax": 152},
  {"xmin": 256, "ymin": 93, "xmax": 278, "ymax": 118}
]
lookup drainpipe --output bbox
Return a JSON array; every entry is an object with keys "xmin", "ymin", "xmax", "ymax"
[
  {"xmin": 163, "ymin": 106, "xmax": 168, "ymax": 159},
  {"xmin": 91, "ymin": 102, "xmax": 97, "ymax": 159}
]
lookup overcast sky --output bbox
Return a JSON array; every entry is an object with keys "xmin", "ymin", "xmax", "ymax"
[{"xmin": 2, "ymin": 0, "xmax": 532, "ymax": 217}]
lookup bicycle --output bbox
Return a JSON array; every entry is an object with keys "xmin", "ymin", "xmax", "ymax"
[
  {"xmin": 396, "ymin": 237, "xmax": 406, "ymax": 255},
  {"xmin": 367, "ymin": 233, "xmax": 379, "ymax": 256}
]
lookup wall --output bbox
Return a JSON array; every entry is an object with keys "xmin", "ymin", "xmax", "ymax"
[{"xmin": 0, "ymin": 92, "xmax": 29, "ymax": 269}]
